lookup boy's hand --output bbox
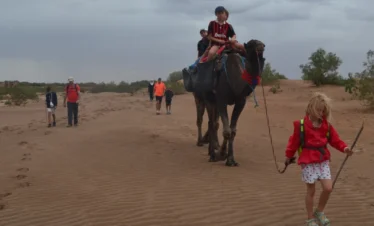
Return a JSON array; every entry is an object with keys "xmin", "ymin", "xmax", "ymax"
[{"xmin": 344, "ymin": 147, "xmax": 353, "ymax": 156}]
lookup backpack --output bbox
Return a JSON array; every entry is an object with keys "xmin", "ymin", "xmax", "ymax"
[
  {"xmin": 66, "ymin": 84, "xmax": 78, "ymax": 95},
  {"xmin": 297, "ymin": 119, "xmax": 330, "ymax": 156}
]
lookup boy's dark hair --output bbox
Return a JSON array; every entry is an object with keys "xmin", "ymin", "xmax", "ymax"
[
  {"xmin": 215, "ymin": 6, "xmax": 226, "ymax": 15},
  {"xmin": 46, "ymin": 86, "xmax": 51, "ymax": 92},
  {"xmin": 200, "ymin": 29, "xmax": 207, "ymax": 34}
]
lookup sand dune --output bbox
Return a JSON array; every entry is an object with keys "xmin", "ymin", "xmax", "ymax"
[{"xmin": 0, "ymin": 83, "xmax": 373, "ymax": 226}]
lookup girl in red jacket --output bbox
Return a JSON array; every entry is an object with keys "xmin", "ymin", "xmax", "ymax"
[{"xmin": 284, "ymin": 92, "xmax": 353, "ymax": 226}]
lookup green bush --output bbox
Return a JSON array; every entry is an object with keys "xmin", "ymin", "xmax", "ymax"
[{"xmin": 300, "ymin": 48, "xmax": 345, "ymax": 86}]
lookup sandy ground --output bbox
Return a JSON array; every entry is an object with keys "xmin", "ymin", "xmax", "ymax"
[{"xmin": 0, "ymin": 80, "xmax": 373, "ymax": 226}]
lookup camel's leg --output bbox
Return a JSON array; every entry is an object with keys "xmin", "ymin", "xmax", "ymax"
[
  {"xmin": 202, "ymin": 129, "xmax": 209, "ymax": 143},
  {"xmin": 194, "ymin": 93, "xmax": 206, "ymax": 146},
  {"xmin": 217, "ymin": 99, "xmax": 230, "ymax": 162},
  {"xmin": 206, "ymin": 101, "xmax": 220, "ymax": 161},
  {"xmin": 225, "ymin": 97, "xmax": 246, "ymax": 167}
]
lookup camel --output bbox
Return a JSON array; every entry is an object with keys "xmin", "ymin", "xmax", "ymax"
[{"xmin": 184, "ymin": 40, "xmax": 265, "ymax": 166}]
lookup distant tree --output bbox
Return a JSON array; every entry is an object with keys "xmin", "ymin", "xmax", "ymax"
[{"xmin": 300, "ymin": 48, "xmax": 343, "ymax": 86}]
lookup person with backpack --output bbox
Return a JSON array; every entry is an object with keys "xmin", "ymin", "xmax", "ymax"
[
  {"xmin": 45, "ymin": 86, "xmax": 58, "ymax": 127},
  {"xmin": 284, "ymin": 92, "xmax": 353, "ymax": 226},
  {"xmin": 63, "ymin": 77, "xmax": 80, "ymax": 127}
]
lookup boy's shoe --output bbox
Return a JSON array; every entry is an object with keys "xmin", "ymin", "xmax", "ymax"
[
  {"xmin": 47, "ymin": 124, "xmax": 51, "ymax": 128},
  {"xmin": 66, "ymin": 124, "xmax": 72, "ymax": 127},
  {"xmin": 305, "ymin": 218, "xmax": 319, "ymax": 226},
  {"xmin": 314, "ymin": 210, "xmax": 330, "ymax": 225}
]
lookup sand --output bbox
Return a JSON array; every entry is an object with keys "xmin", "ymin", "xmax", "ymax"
[{"xmin": 0, "ymin": 80, "xmax": 373, "ymax": 226}]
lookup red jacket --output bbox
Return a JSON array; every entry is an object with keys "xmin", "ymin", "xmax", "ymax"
[{"xmin": 285, "ymin": 115, "xmax": 347, "ymax": 165}]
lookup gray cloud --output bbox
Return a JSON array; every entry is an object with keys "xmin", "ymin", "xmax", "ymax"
[{"xmin": 0, "ymin": 0, "xmax": 373, "ymax": 83}]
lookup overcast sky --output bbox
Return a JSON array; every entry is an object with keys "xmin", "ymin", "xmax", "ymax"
[{"xmin": 0, "ymin": 0, "xmax": 372, "ymax": 83}]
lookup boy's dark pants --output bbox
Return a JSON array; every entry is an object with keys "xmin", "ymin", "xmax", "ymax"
[
  {"xmin": 67, "ymin": 102, "xmax": 79, "ymax": 125},
  {"xmin": 149, "ymin": 92, "xmax": 154, "ymax": 101}
]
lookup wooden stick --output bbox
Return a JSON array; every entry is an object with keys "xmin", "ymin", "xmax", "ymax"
[{"xmin": 332, "ymin": 120, "xmax": 365, "ymax": 189}]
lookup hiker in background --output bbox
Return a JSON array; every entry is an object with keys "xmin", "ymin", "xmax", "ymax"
[
  {"xmin": 284, "ymin": 92, "xmax": 353, "ymax": 226},
  {"xmin": 148, "ymin": 80, "xmax": 155, "ymax": 101},
  {"xmin": 153, "ymin": 78, "xmax": 166, "ymax": 115},
  {"xmin": 164, "ymin": 88, "xmax": 174, "ymax": 114},
  {"xmin": 46, "ymin": 86, "xmax": 58, "ymax": 127},
  {"xmin": 63, "ymin": 77, "xmax": 80, "ymax": 127}
]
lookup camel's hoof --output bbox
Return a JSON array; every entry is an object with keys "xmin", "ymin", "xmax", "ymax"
[
  {"xmin": 209, "ymin": 155, "xmax": 218, "ymax": 162},
  {"xmin": 225, "ymin": 160, "xmax": 239, "ymax": 167},
  {"xmin": 202, "ymin": 137, "xmax": 210, "ymax": 144},
  {"xmin": 218, "ymin": 152, "xmax": 228, "ymax": 161},
  {"xmin": 196, "ymin": 141, "xmax": 204, "ymax": 147}
]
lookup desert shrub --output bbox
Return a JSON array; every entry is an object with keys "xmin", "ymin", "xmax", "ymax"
[
  {"xmin": 346, "ymin": 50, "xmax": 374, "ymax": 108},
  {"xmin": 261, "ymin": 62, "xmax": 287, "ymax": 86},
  {"xmin": 165, "ymin": 81, "xmax": 186, "ymax": 95},
  {"xmin": 90, "ymin": 80, "xmax": 149, "ymax": 94},
  {"xmin": 0, "ymin": 87, "xmax": 39, "ymax": 106},
  {"xmin": 167, "ymin": 71, "xmax": 183, "ymax": 83}
]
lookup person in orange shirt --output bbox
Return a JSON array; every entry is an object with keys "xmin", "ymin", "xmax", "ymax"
[
  {"xmin": 153, "ymin": 78, "xmax": 166, "ymax": 115},
  {"xmin": 63, "ymin": 77, "xmax": 80, "ymax": 127}
]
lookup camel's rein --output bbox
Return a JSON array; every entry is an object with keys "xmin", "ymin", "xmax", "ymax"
[{"xmin": 255, "ymin": 51, "xmax": 296, "ymax": 174}]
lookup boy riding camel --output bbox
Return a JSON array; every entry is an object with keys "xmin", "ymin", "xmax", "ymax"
[
  {"xmin": 187, "ymin": 6, "xmax": 245, "ymax": 72},
  {"xmin": 202, "ymin": 6, "xmax": 245, "ymax": 62}
]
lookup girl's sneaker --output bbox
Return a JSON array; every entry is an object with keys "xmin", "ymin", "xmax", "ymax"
[
  {"xmin": 314, "ymin": 210, "xmax": 330, "ymax": 225},
  {"xmin": 305, "ymin": 218, "xmax": 319, "ymax": 226}
]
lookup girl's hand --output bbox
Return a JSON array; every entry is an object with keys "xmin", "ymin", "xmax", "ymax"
[
  {"xmin": 284, "ymin": 157, "xmax": 296, "ymax": 165},
  {"xmin": 344, "ymin": 147, "xmax": 353, "ymax": 156}
]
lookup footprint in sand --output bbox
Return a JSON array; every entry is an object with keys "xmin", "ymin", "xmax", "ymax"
[
  {"xmin": 21, "ymin": 153, "xmax": 32, "ymax": 161},
  {"xmin": 44, "ymin": 131, "xmax": 52, "ymax": 135},
  {"xmin": 17, "ymin": 168, "xmax": 29, "ymax": 173},
  {"xmin": 14, "ymin": 174, "xmax": 27, "ymax": 180},
  {"xmin": 18, "ymin": 182, "xmax": 31, "ymax": 188},
  {"xmin": 0, "ymin": 192, "xmax": 12, "ymax": 199},
  {"xmin": 19, "ymin": 141, "xmax": 28, "ymax": 147}
]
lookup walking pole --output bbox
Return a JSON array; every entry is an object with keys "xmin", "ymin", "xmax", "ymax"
[{"xmin": 332, "ymin": 120, "xmax": 365, "ymax": 189}]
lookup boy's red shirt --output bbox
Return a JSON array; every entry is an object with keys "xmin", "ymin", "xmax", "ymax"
[{"xmin": 285, "ymin": 115, "xmax": 347, "ymax": 165}]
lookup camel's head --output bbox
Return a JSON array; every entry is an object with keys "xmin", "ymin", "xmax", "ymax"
[{"xmin": 243, "ymin": 39, "xmax": 266, "ymax": 76}]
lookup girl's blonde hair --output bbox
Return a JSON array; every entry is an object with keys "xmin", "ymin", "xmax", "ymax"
[{"xmin": 306, "ymin": 92, "xmax": 332, "ymax": 122}]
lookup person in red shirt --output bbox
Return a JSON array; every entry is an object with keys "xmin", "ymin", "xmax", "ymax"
[
  {"xmin": 284, "ymin": 92, "xmax": 353, "ymax": 226},
  {"xmin": 63, "ymin": 77, "xmax": 80, "ymax": 127}
]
